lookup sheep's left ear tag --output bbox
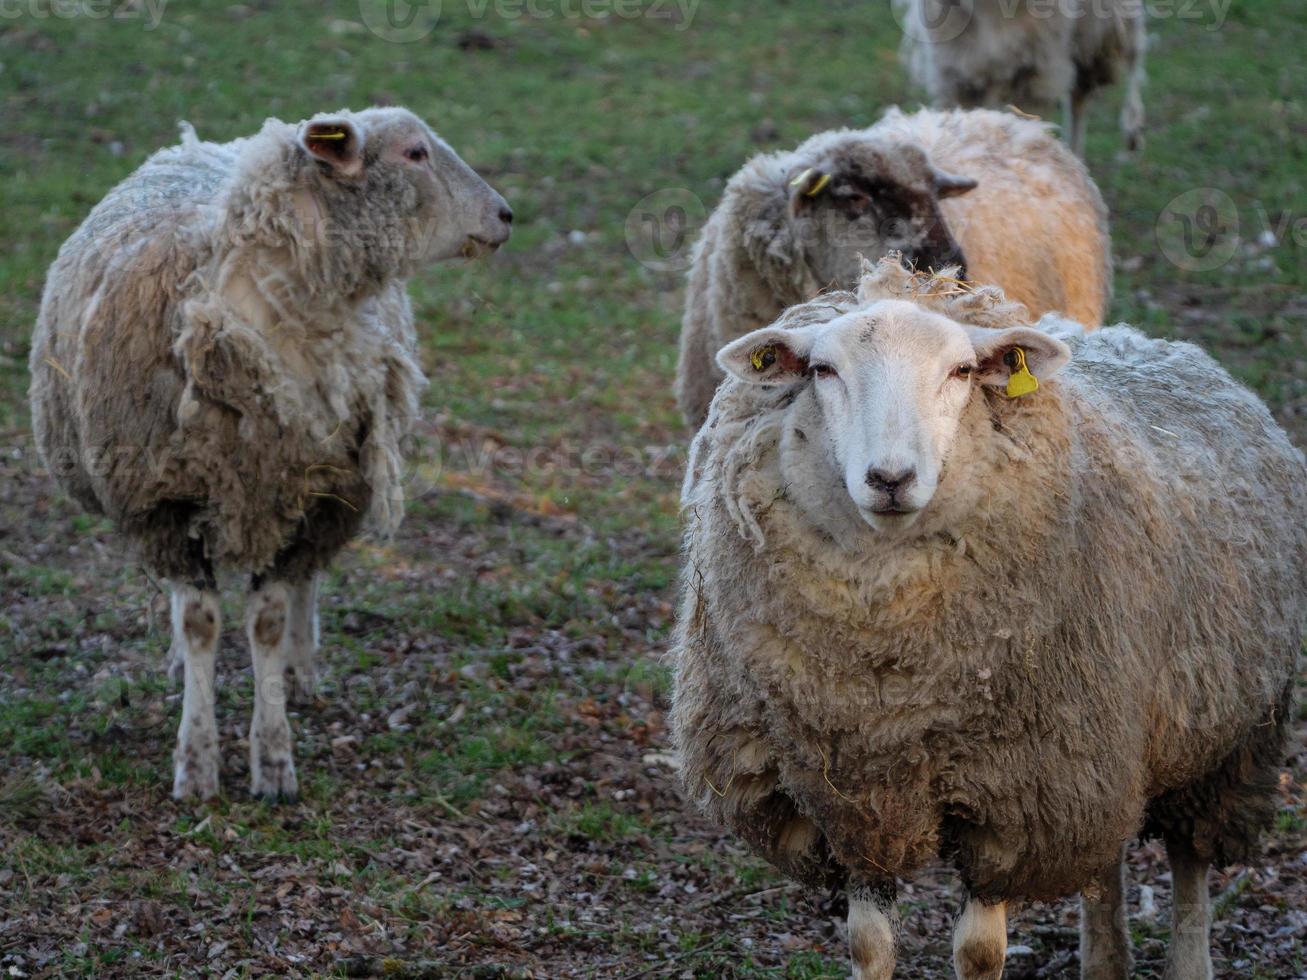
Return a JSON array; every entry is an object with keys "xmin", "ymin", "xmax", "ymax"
[
  {"xmin": 751, "ymin": 345, "xmax": 777, "ymax": 372},
  {"xmin": 1004, "ymin": 347, "xmax": 1039, "ymax": 398},
  {"xmin": 789, "ymin": 168, "xmax": 831, "ymax": 198}
]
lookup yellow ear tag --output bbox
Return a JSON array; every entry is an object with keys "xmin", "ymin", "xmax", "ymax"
[
  {"xmin": 788, "ymin": 169, "xmax": 831, "ymax": 197},
  {"xmin": 1005, "ymin": 347, "xmax": 1039, "ymax": 398},
  {"xmin": 751, "ymin": 345, "xmax": 777, "ymax": 372},
  {"xmin": 804, "ymin": 172, "xmax": 831, "ymax": 197},
  {"xmin": 313, "ymin": 130, "xmax": 348, "ymax": 140}
]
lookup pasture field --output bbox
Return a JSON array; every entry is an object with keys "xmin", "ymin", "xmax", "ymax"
[{"xmin": 1, "ymin": 0, "xmax": 1305, "ymax": 976}]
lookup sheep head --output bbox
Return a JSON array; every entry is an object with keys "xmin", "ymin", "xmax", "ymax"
[
  {"xmin": 222, "ymin": 109, "xmax": 512, "ymax": 297},
  {"xmin": 777, "ymin": 133, "xmax": 976, "ymax": 293},
  {"xmin": 716, "ymin": 277, "xmax": 1070, "ymax": 535}
]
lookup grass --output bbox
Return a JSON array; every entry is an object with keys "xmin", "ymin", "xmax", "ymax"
[{"xmin": 1, "ymin": 0, "xmax": 1305, "ymax": 977}]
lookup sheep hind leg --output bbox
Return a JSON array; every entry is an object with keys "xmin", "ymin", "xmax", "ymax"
[
  {"xmin": 284, "ymin": 575, "xmax": 320, "ymax": 704},
  {"xmin": 247, "ymin": 580, "xmax": 298, "ymax": 800},
  {"xmin": 1079, "ymin": 846, "xmax": 1132, "ymax": 980},
  {"xmin": 953, "ymin": 897, "xmax": 1006, "ymax": 980},
  {"xmin": 171, "ymin": 584, "xmax": 222, "ymax": 800},
  {"xmin": 847, "ymin": 880, "xmax": 898, "ymax": 980},
  {"xmin": 1162, "ymin": 839, "xmax": 1212, "ymax": 980}
]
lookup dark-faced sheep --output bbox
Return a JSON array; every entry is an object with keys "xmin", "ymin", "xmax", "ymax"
[
  {"xmin": 675, "ymin": 107, "xmax": 1110, "ymax": 428},
  {"xmin": 29, "ymin": 107, "xmax": 512, "ymax": 800},
  {"xmin": 672, "ymin": 260, "xmax": 1306, "ymax": 979}
]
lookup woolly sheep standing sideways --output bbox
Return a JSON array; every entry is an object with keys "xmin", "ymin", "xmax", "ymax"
[
  {"xmin": 29, "ymin": 107, "xmax": 512, "ymax": 801},
  {"xmin": 899, "ymin": 0, "xmax": 1146, "ymax": 155},
  {"xmin": 671, "ymin": 260, "xmax": 1307, "ymax": 979},
  {"xmin": 675, "ymin": 107, "xmax": 1110, "ymax": 428}
]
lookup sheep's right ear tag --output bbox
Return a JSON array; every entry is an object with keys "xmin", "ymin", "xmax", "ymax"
[
  {"xmin": 303, "ymin": 120, "xmax": 364, "ymax": 177},
  {"xmin": 751, "ymin": 345, "xmax": 777, "ymax": 372},
  {"xmin": 1004, "ymin": 347, "xmax": 1039, "ymax": 398}
]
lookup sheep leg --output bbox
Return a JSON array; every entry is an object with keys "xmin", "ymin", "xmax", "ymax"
[
  {"xmin": 1066, "ymin": 90, "xmax": 1091, "ymax": 159},
  {"xmin": 1119, "ymin": 24, "xmax": 1146, "ymax": 151},
  {"xmin": 1162, "ymin": 839, "xmax": 1212, "ymax": 980},
  {"xmin": 166, "ymin": 633, "xmax": 183, "ymax": 685},
  {"xmin": 953, "ymin": 897, "xmax": 1006, "ymax": 980},
  {"xmin": 171, "ymin": 584, "xmax": 222, "ymax": 800},
  {"xmin": 847, "ymin": 880, "xmax": 898, "ymax": 980},
  {"xmin": 285, "ymin": 574, "xmax": 320, "ymax": 704},
  {"xmin": 1079, "ymin": 847, "xmax": 1132, "ymax": 979},
  {"xmin": 247, "ymin": 580, "xmax": 298, "ymax": 800}
]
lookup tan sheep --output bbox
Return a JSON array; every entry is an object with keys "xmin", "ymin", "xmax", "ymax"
[
  {"xmin": 899, "ymin": 0, "xmax": 1147, "ymax": 154},
  {"xmin": 29, "ymin": 107, "xmax": 512, "ymax": 801},
  {"xmin": 674, "ymin": 107, "xmax": 1110, "ymax": 428},
  {"xmin": 672, "ymin": 259, "xmax": 1307, "ymax": 979}
]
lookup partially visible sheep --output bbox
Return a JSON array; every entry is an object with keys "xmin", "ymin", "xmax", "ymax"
[
  {"xmin": 674, "ymin": 107, "xmax": 1110, "ymax": 428},
  {"xmin": 671, "ymin": 259, "xmax": 1306, "ymax": 979},
  {"xmin": 29, "ymin": 107, "xmax": 512, "ymax": 801},
  {"xmin": 899, "ymin": 0, "xmax": 1147, "ymax": 155}
]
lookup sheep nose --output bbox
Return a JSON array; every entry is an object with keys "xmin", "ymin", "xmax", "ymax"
[
  {"xmin": 498, "ymin": 205, "xmax": 513, "ymax": 225},
  {"xmin": 866, "ymin": 467, "xmax": 916, "ymax": 495}
]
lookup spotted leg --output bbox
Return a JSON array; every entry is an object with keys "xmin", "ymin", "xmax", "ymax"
[
  {"xmin": 953, "ymin": 897, "xmax": 1007, "ymax": 980},
  {"xmin": 848, "ymin": 879, "xmax": 898, "ymax": 980},
  {"xmin": 285, "ymin": 574, "xmax": 320, "ymax": 704},
  {"xmin": 171, "ymin": 584, "xmax": 222, "ymax": 800},
  {"xmin": 247, "ymin": 580, "xmax": 298, "ymax": 800}
]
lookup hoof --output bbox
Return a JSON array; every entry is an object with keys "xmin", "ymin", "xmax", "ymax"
[
  {"xmin": 250, "ymin": 754, "xmax": 298, "ymax": 801},
  {"xmin": 173, "ymin": 756, "xmax": 220, "ymax": 801},
  {"xmin": 173, "ymin": 725, "xmax": 220, "ymax": 800}
]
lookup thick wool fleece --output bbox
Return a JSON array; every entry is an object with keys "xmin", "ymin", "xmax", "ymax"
[
  {"xmin": 675, "ymin": 108, "xmax": 1110, "ymax": 427},
  {"xmin": 671, "ymin": 269, "xmax": 1307, "ymax": 902},
  {"xmin": 29, "ymin": 120, "xmax": 424, "ymax": 581}
]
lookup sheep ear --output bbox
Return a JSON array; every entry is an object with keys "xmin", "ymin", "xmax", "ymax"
[
  {"xmin": 300, "ymin": 118, "xmax": 364, "ymax": 178},
  {"xmin": 933, "ymin": 168, "xmax": 977, "ymax": 199},
  {"xmin": 788, "ymin": 166, "xmax": 832, "ymax": 213},
  {"xmin": 967, "ymin": 326, "xmax": 1071, "ymax": 390},
  {"xmin": 717, "ymin": 325, "xmax": 819, "ymax": 385}
]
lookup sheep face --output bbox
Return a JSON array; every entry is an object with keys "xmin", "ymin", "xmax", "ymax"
[
  {"xmin": 717, "ymin": 300, "xmax": 1070, "ymax": 534},
  {"xmin": 783, "ymin": 138, "xmax": 975, "ymax": 290},
  {"xmin": 294, "ymin": 107, "xmax": 512, "ymax": 271}
]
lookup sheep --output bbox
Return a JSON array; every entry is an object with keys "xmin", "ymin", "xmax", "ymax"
[
  {"xmin": 674, "ymin": 107, "xmax": 1110, "ymax": 429},
  {"xmin": 28, "ymin": 107, "xmax": 512, "ymax": 801},
  {"xmin": 670, "ymin": 258, "xmax": 1307, "ymax": 979},
  {"xmin": 898, "ymin": 0, "xmax": 1147, "ymax": 155}
]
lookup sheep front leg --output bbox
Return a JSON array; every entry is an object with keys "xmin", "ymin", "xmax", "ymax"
[
  {"xmin": 247, "ymin": 580, "xmax": 298, "ymax": 800},
  {"xmin": 1066, "ymin": 89, "xmax": 1091, "ymax": 158},
  {"xmin": 171, "ymin": 584, "xmax": 222, "ymax": 800},
  {"xmin": 1079, "ymin": 846, "xmax": 1131, "ymax": 979},
  {"xmin": 953, "ymin": 897, "xmax": 1006, "ymax": 980},
  {"xmin": 847, "ymin": 880, "xmax": 898, "ymax": 980},
  {"xmin": 285, "ymin": 575, "xmax": 320, "ymax": 703},
  {"xmin": 1162, "ymin": 839, "xmax": 1212, "ymax": 980}
]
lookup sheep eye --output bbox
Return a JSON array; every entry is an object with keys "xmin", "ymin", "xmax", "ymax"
[
  {"xmin": 404, "ymin": 146, "xmax": 429, "ymax": 163},
  {"xmin": 811, "ymin": 363, "xmax": 838, "ymax": 379},
  {"xmin": 952, "ymin": 364, "xmax": 975, "ymax": 380}
]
